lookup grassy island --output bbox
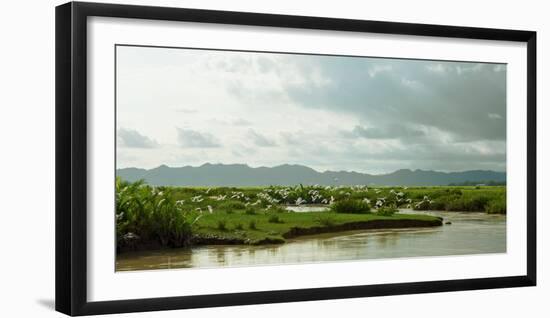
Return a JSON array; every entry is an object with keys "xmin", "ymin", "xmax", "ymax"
[{"xmin": 191, "ymin": 211, "xmax": 442, "ymax": 246}]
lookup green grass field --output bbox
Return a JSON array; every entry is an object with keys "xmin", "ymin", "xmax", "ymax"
[
  {"xmin": 191, "ymin": 211, "xmax": 440, "ymax": 245},
  {"xmin": 115, "ymin": 178, "xmax": 505, "ymax": 252}
]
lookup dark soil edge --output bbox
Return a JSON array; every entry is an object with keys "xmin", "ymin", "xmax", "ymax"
[{"xmin": 282, "ymin": 218, "xmax": 442, "ymax": 239}]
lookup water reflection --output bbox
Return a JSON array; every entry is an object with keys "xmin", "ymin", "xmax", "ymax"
[
  {"xmin": 285, "ymin": 205, "xmax": 329, "ymax": 212},
  {"xmin": 116, "ymin": 210, "xmax": 506, "ymax": 271}
]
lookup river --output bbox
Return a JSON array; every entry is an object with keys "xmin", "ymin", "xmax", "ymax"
[{"xmin": 116, "ymin": 209, "xmax": 506, "ymax": 271}]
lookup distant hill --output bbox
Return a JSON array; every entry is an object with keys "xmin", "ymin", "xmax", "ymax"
[{"xmin": 116, "ymin": 163, "xmax": 506, "ymax": 187}]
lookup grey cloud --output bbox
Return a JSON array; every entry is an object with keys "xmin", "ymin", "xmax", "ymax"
[
  {"xmin": 176, "ymin": 128, "xmax": 221, "ymax": 148},
  {"xmin": 248, "ymin": 129, "xmax": 277, "ymax": 147},
  {"xmin": 364, "ymin": 144, "xmax": 506, "ymax": 172},
  {"xmin": 280, "ymin": 131, "xmax": 304, "ymax": 145},
  {"xmin": 279, "ymin": 57, "xmax": 506, "ymax": 143},
  {"xmin": 364, "ymin": 144, "xmax": 505, "ymax": 164},
  {"xmin": 286, "ymin": 136, "xmax": 505, "ymax": 173},
  {"xmin": 117, "ymin": 128, "xmax": 158, "ymax": 148},
  {"xmin": 348, "ymin": 124, "xmax": 426, "ymax": 140}
]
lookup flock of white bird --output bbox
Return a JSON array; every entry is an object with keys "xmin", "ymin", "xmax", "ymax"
[{"xmin": 170, "ymin": 185, "xmax": 432, "ymax": 215}]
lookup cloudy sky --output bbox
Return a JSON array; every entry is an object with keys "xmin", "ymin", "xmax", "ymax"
[{"xmin": 116, "ymin": 45, "xmax": 506, "ymax": 174}]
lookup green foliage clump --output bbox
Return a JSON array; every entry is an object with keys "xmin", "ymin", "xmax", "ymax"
[
  {"xmin": 267, "ymin": 214, "xmax": 283, "ymax": 224},
  {"xmin": 217, "ymin": 219, "xmax": 227, "ymax": 231},
  {"xmin": 115, "ymin": 178, "xmax": 196, "ymax": 251},
  {"xmin": 485, "ymin": 200, "xmax": 506, "ymax": 214},
  {"xmin": 377, "ymin": 206, "xmax": 397, "ymax": 216},
  {"xmin": 248, "ymin": 220, "xmax": 257, "ymax": 230},
  {"xmin": 414, "ymin": 200, "xmax": 432, "ymax": 210},
  {"xmin": 427, "ymin": 200, "xmax": 446, "ymax": 210},
  {"xmin": 218, "ymin": 201, "xmax": 246, "ymax": 210},
  {"xmin": 315, "ymin": 215, "xmax": 336, "ymax": 227},
  {"xmin": 440, "ymin": 194, "xmax": 491, "ymax": 212},
  {"xmin": 408, "ymin": 187, "xmax": 506, "ymax": 214},
  {"xmin": 270, "ymin": 206, "xmax": 288, "ymax": 213},
  {"xmin": 331, "ymin": 199, "xmax": 371, "ymax": 214},
  {"xmin": 245, "ymin": 207, "xmax": 257, "ymax": 215}
]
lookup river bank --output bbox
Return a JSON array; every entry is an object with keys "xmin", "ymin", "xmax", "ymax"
[
  {"xmin": 116, "ymin": 210, "xmax": 505, "ymax": 271},
  {"xmin": 118, "ymin": 212, "xmax": 442, "ymax": 253}
]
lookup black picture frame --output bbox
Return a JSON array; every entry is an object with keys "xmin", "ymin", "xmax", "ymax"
[{"xmin": 55, "ymin": 1, "xmax": 537, "ymax": 316}]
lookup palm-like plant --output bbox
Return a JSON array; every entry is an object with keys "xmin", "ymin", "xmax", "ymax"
[{"xmin": 115, "ymin": 178, "xmax": 196, "ymax": 250}]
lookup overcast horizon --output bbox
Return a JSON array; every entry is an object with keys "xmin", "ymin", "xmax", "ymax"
[{"xmin": 116, "ymin": 46, "xmax": 506, "ymax": 174}]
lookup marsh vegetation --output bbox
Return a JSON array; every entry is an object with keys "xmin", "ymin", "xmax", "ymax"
[{"xmin": 115, "ymin": 178, "xmax": 505, "ymax": 252}]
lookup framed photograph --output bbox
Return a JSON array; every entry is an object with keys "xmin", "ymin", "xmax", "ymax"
[{"xmin": 55, "ymin": 1, "xmax": 536, "ymax": 316}]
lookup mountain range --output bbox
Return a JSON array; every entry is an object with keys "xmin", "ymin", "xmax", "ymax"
[{"xmin": 116, "ymin": 163, "xmax": 506, "ymax": 186}]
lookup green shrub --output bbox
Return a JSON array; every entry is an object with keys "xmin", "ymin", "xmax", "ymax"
[
  {"xmin": 331, "ymin": 199, "xmax": 371, "ymax": 214},
  {"xmin": 245, "ymin": 207, "xmax": 257, "ymax": 215},
  {"xmin": 465, "ymin": 196, "xmax": 490, "ymax": 211},
  {"xmin": 217, "ymin": 219, "xmax": 227, "ymax": 231},
  {"xmin": 268, "ymin": 214, "xmax": 283, "ymax": 224},
  {"xmin": 377, "ymin": 206, "xmax": 397, "ymax": 216},
  {"xmin": 445, "ymin": 198, "xmax": 466, "ymax": 211},
  {"xmin": 428, "ymin": 200, "xmax": 446, "ymax": 210},
  {"xmin": 316, "ymin": 215, "xmax": 335, "ymax": 227},
  {"xmin": 235, "ymin": 223, "xmax": 244, "ymax": 230},
  {"xmin": 271, "ymin": 206, "xmax": 287, "ymax": 213},
  {"xmin": 413, "ymin": 200, "xmax": 431, "ymax": 210},
  {"xmin": 219, "ymin": 201, "xmax": 246, "ymax": 210},
  {"xmin": 248, "ymin": 220, "xmax": 257, "ymax": 230},
  {"xmin": 485, "ymin": 200, "xmax": 506, "ymax": 214}
]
